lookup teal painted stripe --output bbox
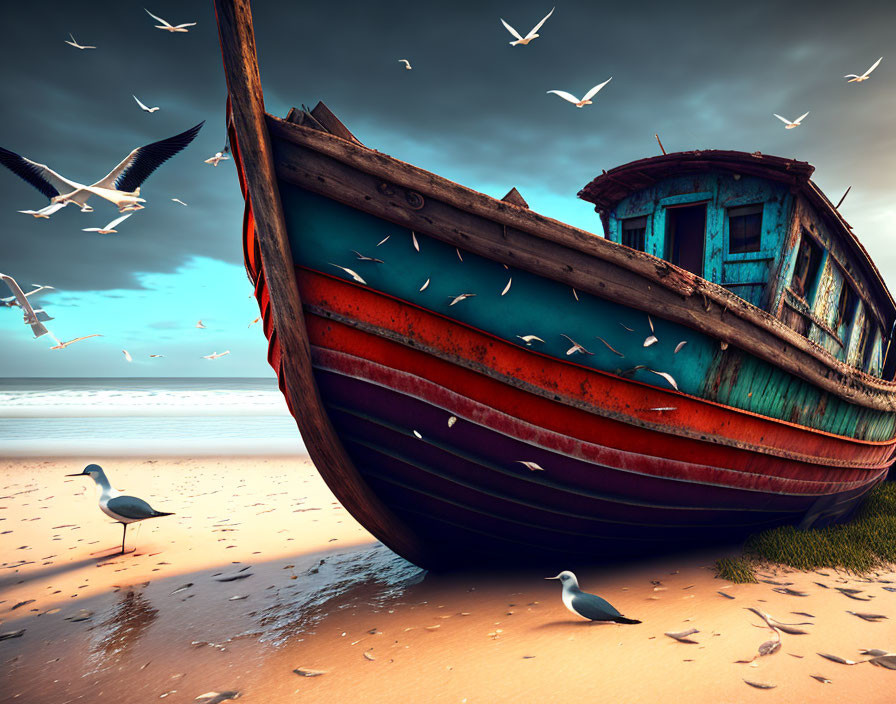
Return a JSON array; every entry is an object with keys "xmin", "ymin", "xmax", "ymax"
[{"xmin": 279, "ymin": 183, "xmax": 894, "ymax": 442}]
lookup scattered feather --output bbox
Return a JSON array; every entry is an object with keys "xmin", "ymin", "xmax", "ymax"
[
  {"xmin": 772, "ymin": 587, "xmax": 808, "ymax": 597},
  {"xmin": 215, "ymin": 573, "xmax": 252, "ymax": 582},
  {"xmin": 501, "ymin": 277, "xmax": 512, "ymax": 296},
  {"xmin": 648, "ymin": 369, "xmax": 678, "ymax": 390},
  {"xmin": 293, "ymin": 668, "xmax": 328, "ymax": 677},
  {"xmin": 595, "ymin": 336, "xmax": 624, "ymax": 357},
  {"xmin": 674, "ymin": 341, "xmax": 687, "ymax": 354},
  {"xmin": 743, "ymin": 680, "xmax": 776, "ymax": 690},
  {"xmin": 352, "ymin": 250, "xmax": 384, "ymax": 263},
  {"xmin": 870, "ymin": 655, "xmax": 896, "ymax": 670},
  {"xmin": 810, "ymin": 675, "xmax": 831, "ymax": 684},
  {"xmin": 194, "ymin": 692, "xmax": 240, "ymax": 704},
  {"xmin": 456, "ymin": 248, "xmax": 463, "ymax": 262},
  {"xmin": 419, "ymin": 278, "xmax": 430, "ymax": 292},
  {"xmin": 449, "ymin": 293, "xmax": 476, "ymax": 306},
  {"xmin": 517, "ymin": 461, "xmax": 544, "ymax": 472},
  {"xmin": 65, "ymin": 609, "xmax": 93, "ymax": 622},
  {"xmin": 718, "ymin": 591, "xmax": 735, "ymax": 599},
  {"xmin": 847, "ymin": 611, "xmax": 887, "ymax": 622},
  {"xmin": 411, "ymin": 232, "xmax": 420, "ymax": 252},
  {"xmin": 363, "ymin": 651, "xmax": 376, "ymax": 661},
  {"xmin": 619, "ymin": 323, "xmax": 634, "ymax": 332},
  {"xmin": 413, "ymin": 430, "xmax": 423, "ymax": 439},
  {"xmin": 448, "ymin": 416, "xmax": 457, "ymax": 428},
  {"xmin": 648, "ymin": 315, "xmax": 655, "ymax": 333},
  {"xmin": 818, "ymin": 653, "xmax": 860, "ymax": 665},
  {"xmin": 643, "ymin": 335, "xmax": 658, "ymax": 347},
  {"xmin": 376, "ymin": 235, "xmax": 390, "ymax": 246},
  {"xmin": 329, "ymin": 264, "xmax": 366, "ymax": 284},
  {"xmin": 0, "ymin": 630, "xmax": 24, "ymax": 641},
  {"xmin": 665, "ymin": 629, "xmax": 699, "ymax": 644},
  {"xmin": 171, "ymin": 583, "xmax": 193, "ymax": 595},
  {"xmin": 572, "ymin": 288, "xmax": 579, "ymax": 301}
]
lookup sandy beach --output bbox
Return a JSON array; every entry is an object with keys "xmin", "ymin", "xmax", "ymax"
[{"xmin": 2, "ymin": 456, "xmax": 895, "ymax": 703}]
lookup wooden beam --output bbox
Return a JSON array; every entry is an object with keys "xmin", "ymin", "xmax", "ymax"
[
  {"xmin": 310, "ymin": 102, "xmax": 363, "ymax": 145},
  {"xmin": 213, "ymin": 0, "xmax": 428, "ymax": 567},
  {"xmin": 501, "ymin": 187, "xmax": 529, "ymax": 208}
]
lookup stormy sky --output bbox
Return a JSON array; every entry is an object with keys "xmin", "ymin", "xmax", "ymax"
[{"xmin": 1, "ymin": 0, "xmax": 895, "ymax": 377}]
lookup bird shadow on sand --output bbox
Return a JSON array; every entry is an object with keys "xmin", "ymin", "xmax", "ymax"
[
  {"xmin": 532, "ymin": 619, "xmax": 620, "ymax": 631},
  {"xmin": 0, "ymin": 552, "xmax": 123, "ymax": 589}
]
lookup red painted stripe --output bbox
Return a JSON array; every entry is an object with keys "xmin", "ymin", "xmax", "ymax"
[
  {"xmin": 314, "ymin": 347, "xmax": 881, "ymax": 495},
  {"xmin": 297, "ymin": 270, "xmax": 895, "ymax": 468}
]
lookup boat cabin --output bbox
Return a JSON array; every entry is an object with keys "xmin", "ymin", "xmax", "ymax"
[{"xmin": 579, "ymin": 151, "xmax": 896, "ymax": 380}]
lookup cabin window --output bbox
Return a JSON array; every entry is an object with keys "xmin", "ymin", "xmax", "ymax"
[
  {"xmin": 862, "ymin": 323, "xmax": 879, "ymax": 372},
  {"xmin": 835, "ymin": 282, "xmax": 857, "ymax": 331},
  {"xmin": 621, "ymin": 216, "xmax": 647, "ymax": 251},
  {"xmin": 728, "ymin": 204, "xmax": 763, "ymax": 254},
  {"xmin": 790, "ymin": 232, "xmax": 823, "ymax": 300}
]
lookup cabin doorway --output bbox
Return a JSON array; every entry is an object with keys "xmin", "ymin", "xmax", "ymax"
[{"xmin": 665, "ymin": 204, "xmax": 706, "ymax": 277}]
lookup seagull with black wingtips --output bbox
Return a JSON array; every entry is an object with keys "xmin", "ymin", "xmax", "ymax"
[
  {"xmin": 67, "ymin": 464, "xmax": 174, "ymax": 554},
  {"xmin": 547, "ymin": 571, "xmax": 642, "ymax": 624},
  {"xmin": 0, "ymin": 121, "xmax": 204, "ymax": 215}
]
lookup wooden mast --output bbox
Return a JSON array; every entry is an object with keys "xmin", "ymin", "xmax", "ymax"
[{"xmin": 213, "ymin": 0, "xmax": 429, "ymax": 566}]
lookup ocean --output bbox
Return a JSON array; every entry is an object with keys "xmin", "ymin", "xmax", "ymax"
[{"xmin": 0, "ymin": 378, "xmax": 305, "ymax": 456}]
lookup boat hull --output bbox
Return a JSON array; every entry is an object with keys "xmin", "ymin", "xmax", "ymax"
[{"xmin": 231, "ymin": 113, "xmax": 896, "ymax": 567}]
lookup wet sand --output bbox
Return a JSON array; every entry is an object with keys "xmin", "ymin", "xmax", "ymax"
[{"xmin": 1, "ymin": 456, "xmax": 895, "ymax": 703}]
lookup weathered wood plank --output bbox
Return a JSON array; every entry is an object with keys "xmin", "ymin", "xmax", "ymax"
[
  {"xmin": 214, "ymin": 0, "xmax": 428, "ymax": 566},
  {"xmin": 267, "ymin": 129, "xmax": 896, "ymax": 412}
]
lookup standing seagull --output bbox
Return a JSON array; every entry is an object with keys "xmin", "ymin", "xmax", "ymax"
[
  {"xmin": 66, "ymin": 464, "xmax": 173, "ymax": 554},
  {"xmin": 0, "ymin": 121, "xmax": 204, "ymax": 214},
  {"xmin": 773, "ymin": 112, "xmax": 809, "ymax": 129},
  {"xmin": 546, "ymin": 571, "xmax": 641, "ymax": 624},
  {"xmin": 500, "ymin": 7, "xmax": 554, "ymax": 46},
  {"xmin": 845, "ymin": 57, "xmax": 883, "ymax": 82},
  {"xmin": 145, "ymin": 8, "xmax": 197, "ymax": 32},
  {"xmin": 133, "ymin": 95, "xmax": 159, "ymax": 113},
  {"xmin": 547, "ymin": 78, "xmax": 613, "ymax": 108},
  {"xmin": 65, "ymin": 34, "xmax": 95, "ymax": 50}
]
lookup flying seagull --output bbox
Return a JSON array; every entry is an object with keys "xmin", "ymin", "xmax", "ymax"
[
  {"xmin": 547, "ymin": 571, "xmax": 641, "ymax": 624},
  {"xmin": 122, "ymin": 349, "xmax": 133, "ymax": 362},
  {"xmin": 19, "ymin": 203, "xmax": 68, "ymax": 219},
  {"xmin": 49, "ymin": 334, "xmax": 102, "ymax": 349},
  {"xmin": 845, "ymin": 57, "xmax": 882, "ymax": 82},
  {"xmin": 65, "ymin": 34, "xmax": 95, "ymax": 50},
  {"xmin": 195, "ymin": 319, "xmax": 206, "ymax": 329},
  {"xmin": 202, "ymin": 350, "xmax": 231, "ymax": 360},
  {"xmin": 500, "ymin": 7, "xmax": 554, "ymax": 46},
  {"xmin": 398, "ymin": 59, "xmax": 412, "ymax": 70},
  {"xmin": 0, "ymin": 273, "xmax": 53, "ymax": 337},
  {"xmin": 171, "ymin": 198, "xmax": 188, "ymax": 206},
  {"xmin": 66, "ymin": 464, "xmax": 174, "ymax": 554},
  {"xmin": 0, "ymin": 121, "xmax": 203, "ymax": 214},
  {"xmin": 1, "ymin": 282, "xmax": 54, "ymax": 309},
  {"xmin": 547, "ymin": 78, "xmax": 613, "ymax": 108},
  {"xmin": 82, "ymin": 213, "xmax": 133, "ymax": 234},
  {"xmin": 773, "ymin": 112, "xmax": 809, "ymax": 129},
  {"xmin": 145, "ymin": 8, "xmax": 197, "ymax": 32},
  {"xmin": 205, "ymin": 146, "xmax": 230, "ymax": 166},
  {"xmin": 133, "ymin": 95, "xmax": 159, "ymax": 113}
]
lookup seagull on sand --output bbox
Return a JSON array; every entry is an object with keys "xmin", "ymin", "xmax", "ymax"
[
  {"xmin": 1, "ymin": 273, "xmax": 54, "ymax": 337},
  {"xmin": 500, "ymin": 7, "xmax": 554, "ymax": 46},
  {"xmin": 65, "ymin": 34, "xmax": 95, "ymax": 50},
  {"xmin": 547, "ymin": 78, "xmax": 613, "ymax": 108},
  {"xmin": 547, "ymin": 571, "xmax": 641, "ymax": 624},
  {"xmin": 66, "ymin": 464, "xmax": 174, "ymax": 554},
  {"xmin": 145, "ymin": 8, "xmax": 196, "ymax": 33},
  {"xmin": 133, "ymin": 95, "xmax": 159, "ymax": 113},
  {"xmin": 82, "ymin": 213, "xmax": 133, "ymax": 234},
  {"xmin": 50, "ymin": 334, "xmax": 103, "ymax": 349},
  {"xmin": 845, "ymin": 57, "xmax": 882, "ymax": 82},
  {"xmin": 773, "ymin": 112, "xmax": 809, "ymax": 129},
  {"xmin": 0, "ymin": 121, "xmax": 203, "ymax": 214},
  {"xmin": 202, "ymin": 350, "xmax": 231, "ymax": 360},
  {"xmin": 398, "ymin": 59, "xmax": 412, "ymax": 70}
]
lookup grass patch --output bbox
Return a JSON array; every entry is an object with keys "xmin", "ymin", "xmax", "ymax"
[{"xmin": 716, "ymin": 482, "xmax": 896, "ymax": 582}]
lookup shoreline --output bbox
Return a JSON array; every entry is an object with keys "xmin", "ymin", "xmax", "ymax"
[{"xmin": 2, "ymin": 455, "xmax": 895, "ymax": 703}]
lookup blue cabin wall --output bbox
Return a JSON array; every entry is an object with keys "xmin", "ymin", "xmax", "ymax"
[
  {"xmin": 605, "ymin": 172, "xmax": 888, "ymax": 376},
  {"xmin": 607, "ymin": 171, "xmax": 792, "ymax": 308}
]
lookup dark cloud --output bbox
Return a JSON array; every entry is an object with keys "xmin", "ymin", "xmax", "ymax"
[{"xmin": 1, "ymin": 0, "xmax": 896, "ymax": 293}]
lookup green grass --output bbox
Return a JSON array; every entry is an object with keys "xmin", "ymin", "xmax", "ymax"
[{"xmin": 715, "ymin": 482, "xmax": 896, "ymax": 582}]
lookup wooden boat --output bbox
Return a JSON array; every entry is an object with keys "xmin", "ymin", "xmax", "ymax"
[{"xmin": 215, "ymin": 1, "xmax": 896, "ymax": 568}]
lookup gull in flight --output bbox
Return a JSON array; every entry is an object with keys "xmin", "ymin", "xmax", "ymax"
[
  {"xmin": 145, "ymin": 8, "xmax": 197, "ymax": 33},
  {"xmin": 205, "ymin": 145, "xmax": 230, "ymax": 166},
  {"xmin": 547, "ymin": 78, "xmax": 612, "ymax": 108},
  {"xmin": 845, "ymin": 57, "xmax": 883, "ymax": 83},
  {"xmin": 122, "ymin": 349, "xmax": 133, "ymax": 362},
  {"xmin": 50, "ymin": 334, "xmax": 103, "ymax": 349},
  {"xmin": 500, "ymin": 7, "xmax": 554, "ymax": 46},
  {"xmin": 1, "ymin": 282, "xmax": 54, "ymax": 309},
  {"xmin": 0, "ymin": 122, "xmax": 204, "ymax": 215},
  {"xmin": 65, "ymin": 34, "xmax": 95, "ymax": 50},
  {"xmin": 773, "ymin": 112, "xmax": 809, "ymax": 129},
  {"xmin": 171, "ymin": 198, "xmax": 188, "ymax": 206},
  {"xmin": 202, "ymin": 350, "xmax": 231, "ymax": 360},
  {"xmin": 19, "ymin": 203, "xmax": 68, "ymax": 218},
  {"xmin": 398, "ymin": 59, "xmax": 412, "ymax": 70},
  {"xmin": 196, "ymin": 319, "xmax": 206, "ymax": 328},
  {"xmin": 1, "ymin": 273, "xmax": 54, "ymax": 337},
  {"xmin": 149, "ymin": 354, "xmax": 164, "ymax": 357},
  {"xmin": 82, "ymin": 213, "xmax": 133, "ymax": 234},
  {"xmin": 133, "ymin": 95, "xmax": 159, "ymax": 113}
]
